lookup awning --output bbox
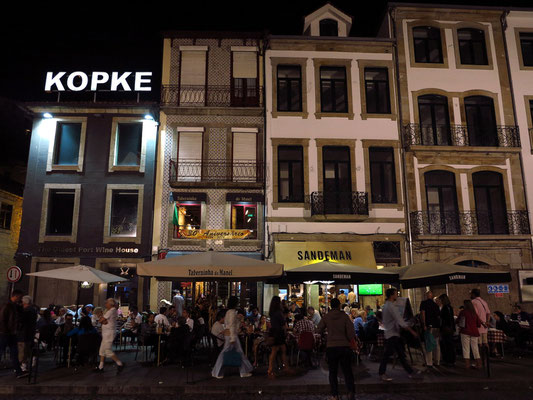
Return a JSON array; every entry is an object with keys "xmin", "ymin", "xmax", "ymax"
[{"xmin": 137, "ymin": 251, "xmax": 282, "ymax": 280}]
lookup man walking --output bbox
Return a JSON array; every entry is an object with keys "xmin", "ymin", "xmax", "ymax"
[
  {"xmin": 470, "ymin": 289, "xmax": 490, "ymax": 350},
  {"xmin": 420, "ymin": 291, "xmax": 441, "ymax": 368},
  {"xmin": 172, "ymin": 290, "xmax": 185, "ymax": 317},
  {"xmin": 0, "ymin": 289, "xmax": 27, "ymax": 378},
  {"xmin": 17, "ymin": 296, "xmax": 37, "ymax": 372},
  {"xmin": 95, "ymin": 298, "xmax": 124, "ymax": 374},
  {"xmin": 379, "ymin": 288, "xmax": 422, "ymax": 381},
  {"xmin": 317, "ymin": 298, "xmax": 356, "ymax": 400}
]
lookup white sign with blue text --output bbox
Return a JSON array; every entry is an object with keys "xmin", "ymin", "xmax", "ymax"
[{"xmin": 487, "ymin": 284, "xmax": 509, "ymax": 294}]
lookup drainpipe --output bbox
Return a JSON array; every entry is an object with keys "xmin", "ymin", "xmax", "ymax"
[
  {"xmin": 389, "ymin": 7, "xmax": 414, "ymax": 267},
  {"xmin": 500, "ymin": 11, "xmax": 533, "ymax": 266}
]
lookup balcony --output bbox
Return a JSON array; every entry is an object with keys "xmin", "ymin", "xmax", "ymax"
[
  {"xmin": 308, "ymin": 192, "xmax": 369, "ymax": 218},
  {"xmin": 403, "ymin": 124, "xmax": 521, "ymax": 148},
  {"xmin": 169, "ymin": 159, "xmax": 263, "ymax": 188},
  {"xmin": 410, "ymin": 210, "xmax": 530, "ymax": 236},
  {"xmin": 161, "ymin": 85, "xmax": 263, "ymax": 107}
]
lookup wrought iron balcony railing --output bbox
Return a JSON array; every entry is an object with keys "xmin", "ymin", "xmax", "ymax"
[
  {"xmin": 410, "ymin": 210, "xmax": 530, "ymax": 236},
  {"xmin": 161, "ymin": 85, "xmax": 263, "ymax": 107},
  {"xmin": 169, "ymin": 159, "xmax": 263, "ymax": 185},
  {"xmin": 308, "ymin": 192, "xmax": 369, "ymax": 216},
  {"xmin": 403, "ymin": 124, "xmax": 521, "ymax": 148}
]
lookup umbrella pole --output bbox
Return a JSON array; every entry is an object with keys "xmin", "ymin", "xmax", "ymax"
[{"xmin": 75, "ymin": 282, "xmax": 81, "ymax": 325}]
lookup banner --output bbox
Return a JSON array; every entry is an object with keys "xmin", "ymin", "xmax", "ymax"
[{"xmin": 177, "ymin": 229, "xmax": 251, "ymax": 240}]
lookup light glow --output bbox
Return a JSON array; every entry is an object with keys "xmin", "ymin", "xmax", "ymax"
[{"xmin": 43, "ymin": 112, "xmax": 53, "ymax": 119}]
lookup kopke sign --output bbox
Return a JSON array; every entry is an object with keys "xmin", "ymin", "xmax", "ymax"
[
  {"xmin": 45, "ymin": 71, "xmax": 152, "ymax": 92},
  {"xmin": 487, "ymin": 284, "xmax": 509, "ymax": 294}
]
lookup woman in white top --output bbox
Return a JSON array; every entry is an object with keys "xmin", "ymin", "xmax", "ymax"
[{"xmin": 211, "ymin": 296, "xmax": 253, "ymax": 379}]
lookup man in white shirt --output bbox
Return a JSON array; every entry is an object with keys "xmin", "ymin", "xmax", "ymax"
[
  {"xmin": 95, "ymin": 298, "xmax": 124, "ymax": 374},
  {"xmin": 210, "ymin": 310, "xmax": 226, "ymax": 348},
  {"xmin": 182, "ymin": 309, "xmax": 194, "ymax": 332},
  {"xmin": 154, "ymin": 307, "xmax": 171, "ymax": 328},
  {"xmin": 172, "ymin": 290, "xmax": 185, "ymax": 317},
  {"xmin": 307, "ymin": 306, "xmax": 321, "ymax": 326}
]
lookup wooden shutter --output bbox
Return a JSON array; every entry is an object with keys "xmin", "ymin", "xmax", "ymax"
[
  {"xmin": 178, "ymin": 131, "xmax": 203, "ymax": 181},
  {"xmin": 233, "ymin": 52, "xmax": 257, "ymax": 78},
  {"xmin": 180, "ymin": 51, "xmax": 206, "ymax": 85},
  {"xmin": 233, "ymin": 132, "xmax": 256, "ymax": 182}
]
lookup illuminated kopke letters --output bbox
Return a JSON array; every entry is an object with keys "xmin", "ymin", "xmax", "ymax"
[{"xmin": 45, "ymin": 71, "xmax": 152, "ymax": 92}]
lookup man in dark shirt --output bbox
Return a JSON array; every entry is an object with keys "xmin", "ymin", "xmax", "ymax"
[
  {"xmin": 420, "ymin": 291, "xmax": 441, "ymax": 368},
  {"xmin": 0, "ymin": 289, "xmax": 27, "ymax": 378}
]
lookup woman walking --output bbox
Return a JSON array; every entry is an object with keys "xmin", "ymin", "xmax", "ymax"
[
  {"xmin": 211, "ymin": 296, "xmax": 252, "ymax": 379},
  {"xmin": 438, "ymin": 294, "xmax": 455, "ymax": 366},
  {"xmin": 267, "ymin": 296, "xmax": 292, "ymax": 379},
  {"xmin": 457, "ymin": 299, "xmax": 482, "ymax": 369}
]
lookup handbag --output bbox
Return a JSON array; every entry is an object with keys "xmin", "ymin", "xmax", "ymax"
[
  {"xmin": 424, "ymin": 330, "xmax": 437, "ymax": 352},
  {"xmin": 223, "ymin": 347, "xmax": 242, "ymax": 367}
]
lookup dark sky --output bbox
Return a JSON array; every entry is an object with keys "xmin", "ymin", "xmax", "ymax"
[{"xmin": 0, "ymin": 0, "xmax": 531, "ymax": 102}]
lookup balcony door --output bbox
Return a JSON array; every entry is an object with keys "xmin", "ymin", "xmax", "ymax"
[
  {"xmin": 473, "ymin": 171, "xmax": 508, "ymax": 234},
  {"xmin": 424, "ymin": 170, "xmax": 459, "ymax": 234},
  {"xmin": 177, "ymin": 131, "xmax": 203, "ymax": 181},
  {"xmin": 418, "ymin": 95, "xmax": 451, "ymax": 145},
  {"xmin": 232, "ymin": 51, "xmax": 258, "ymax": 107},
  {"xmin": 465, "ymin": 96, "xmax": 498, "ymax": 146},
  {"xmin": 232, "ymin": 131, "xmax": 257, "ymax": 182},
  {"xmin": 323, "ymin": 146, "xmax": 352, "ymax": 214}
]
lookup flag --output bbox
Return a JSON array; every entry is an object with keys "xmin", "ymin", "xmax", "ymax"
[{"xmin": 172, "ymin": 203, "xmax": 179, "ymax": 226}]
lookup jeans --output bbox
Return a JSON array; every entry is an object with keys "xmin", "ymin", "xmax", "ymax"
[
  {"xmin": 326, "ymin": 346, "xmax": 355, "ymax": 397},
  {"xmin": 379, "ymin": 336, "xmax": 413, "ymax": 375},
  {"xmin": 0, "ymin": 334, "xmax": 21, "ymax": 373}
]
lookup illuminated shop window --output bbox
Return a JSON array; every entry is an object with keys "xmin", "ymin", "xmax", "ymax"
[
  {"xmin": 231, "ymin": 203, "xmax": 257, "ymax": 239},
  {"xmin": 173, "ymin": 202, "xmax": 202, "ymax": 239}
]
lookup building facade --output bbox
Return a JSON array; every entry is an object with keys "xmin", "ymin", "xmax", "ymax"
[
  {"xmin": 383, "ymin": 4, "xmax": 533, "ymax": 312},
  {"xmin": 16, "ymin": 102, "xmax": 158, "ymax": 310},
  {"xmin": 155, "ymin": 32, "xmax": 265, "ymax": 308},
  {"xmin": 265, "ymin": 4, "xmax": 406, "ymax": 310}
]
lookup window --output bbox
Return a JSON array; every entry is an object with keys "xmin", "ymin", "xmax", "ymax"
[
  {"xmin": 0, "ymin": 203, "xmax": 13, "ymax": 230},
  {"xmin": 418, "ymin": 95, "xmax": 451, "ymax": 145},
  {"xmin": 323, "ymin": 146, "xmax": 352, "ymax": 214},
  {"xmin": 180, "ymin": 49, "xmax": 207, "ymax": 105},
  {"xmin": 320, "ymin": 19, "xmax": 338, "ymax": 37},
  {"xmin": 320, "ymin": 67, "xmax": 347, "ymax": 113},
  {"xmin": 232, "ymin": 130, "xmax": 257, "ymax": 182},
  {"xmin": 110, "ymin": 190, "xmax": 139, "ymax": 237},
  {"xmin": 177, "ymin": 130, "xmax": 203, "ymax": 182},
  {"xmin": 364, "ymin": 68, "xmax": 391, "ymax": 114},
  {"xmin": 369, "ymin": 147, "xmax": 396, "ymax": 204},
  {"xmin": 46, "ymin": 189, "xmax": 75, "ymax": 235},
  {"xmin": 413, "ymin": 26, "xmax": 443, "ymax": 63},
  {"xmin": 465, "ymin": 96, "xmax": 498, "ymax": 146},
  {"xmin": 114, "ymin": 123, "xmax": 142, "ymax": 166},
  {"xmin": 455, "ymin": 260, "xmax": 489, "ymax": 268},
  {"xmin": 232, "ymin": 50, "xmax": 258, "ymax": 107},
  {"xmin": 520, "ymin": 32, "xmax": 533, "ymax": 67},
  {"xmin": 173, "ymin": 202, "xmax": 202, "ymax": 239},
  {"xmin": 278, "ymin": 146, "xmax": 304, "ymax": 202},
  {"xmin": 277, "ymin": 66, "xmax": 302, "ymax": 112},
  {"xmin": 424, "ymin": 171, "xmax": 459, "ymax": 234},
  {"xmin": 53, "ymin": 122, "xmax": 82, "ymax": 165},
  {"xmin": 473, "ymin": 171, "xmax": 508, "ymax": 234},
  {"xmin": 457, "ymin": 28, "xmax": 488, "ymax": 65},
  {"xmin": 231, "ymin": 203, "xmax": 257, "ymax": 239}
]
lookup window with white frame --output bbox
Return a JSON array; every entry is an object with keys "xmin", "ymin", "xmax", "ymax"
[
  {"xmin": 103, "ymin": 184, "xmax": 144, "ymax": 243},
  {"xmin": 39, "ymin": 184, "xmax": 81, "ymax": 243}
]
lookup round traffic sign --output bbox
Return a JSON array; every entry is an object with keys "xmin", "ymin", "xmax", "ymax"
[{"xmin": 7, "ymin": 266, "xmax": 22, "ymax": 283}]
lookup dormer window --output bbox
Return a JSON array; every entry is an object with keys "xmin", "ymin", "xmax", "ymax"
[{"xmin": 320, "ymin": 19, "xmax": 338, "ymax": 37}]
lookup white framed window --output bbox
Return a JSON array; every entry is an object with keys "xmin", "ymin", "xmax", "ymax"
[
  {"xmin": 108, "ymin": 117, "xmax": 152, "ymax": 172},
  {"xmin": 46, "ymin": 117, "xmax": 87, "ymax": 172},
  {"xmin": 39, "ymin": 184, "xmax": 81, "ymax": 243},
  {"xmin": 103, "ymin": 184, "xmax": 144, "ymax": 244}
]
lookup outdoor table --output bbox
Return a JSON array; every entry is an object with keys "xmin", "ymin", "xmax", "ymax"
[{"xmin": 488, "ymin": 328, "xmax": 506, "ymax": 357}]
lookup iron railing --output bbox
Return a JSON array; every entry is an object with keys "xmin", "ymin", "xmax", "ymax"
[
  {"xmin": 410, "ymin": 210, "xmax": 530, "ymax": 236},
  {"xmin": 308, "ymin": 192, "xmax": 368, "ymax": 216},
  {"xmin": 403, "ymin": 124, "xmax": 520, "ymax": 148},
  {"xmin": 169, "ymin": 159, "xmax": 263, "ymax": 184},
  {"xmin": 161, "ymin": 84, "xmax": 263, "ymax": 107}
]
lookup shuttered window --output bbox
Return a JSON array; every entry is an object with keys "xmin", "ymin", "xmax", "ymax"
[
  {"xmin": 233, "ymin": 131, "xmax": 257, "ymax": 182},
  {"xmin": 232, "ymin": 52, "xmax": 257, "ymax": 78},
  {"xmin": 177, "ymin": 131, "xmax": 203, "ymax": 182},
  {"xmin": 180, "ymin": 51, "xmax": 207, "ymax": 85}
]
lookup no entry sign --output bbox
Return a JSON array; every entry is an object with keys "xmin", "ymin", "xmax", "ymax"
[{"xmin": 7, "ymin": 266, "xmax": 22, "ymax": 283}]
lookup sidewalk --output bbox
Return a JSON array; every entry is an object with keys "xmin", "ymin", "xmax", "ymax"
[{"xmin": 1, "ymin": 347, "xmax": 532, "ymax": 397}]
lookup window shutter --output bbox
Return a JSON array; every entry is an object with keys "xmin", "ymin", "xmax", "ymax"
[
  {"xmin": 180, "ymin": 51, "xmax": 206, "ymax": 85},
  {"xmin": 178, "ymin": 132, "xmax": 203, "ymax": 160},
  {"xmin": 233, "ymin": 132, "xmax": 256, "ymax": 161},
  {"xmin": 233, "ymin": 52, "xmax": 257, "ymax": 78}
]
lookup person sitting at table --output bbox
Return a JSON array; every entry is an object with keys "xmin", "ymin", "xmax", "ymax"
[
  {"xmin": 211, "ymin": 310, "xmax": 226, "ymax": 350},
  {"xmin": 55, "ymin": 313, "xmax": 75, "ymax": 366},
  {"xmin": 293, "ymin": 313, "xmax": 316, "ymax": 368},
  {"xmin": 67, "ymin": 316, "xmax": 100, "ymax": 366},
  {"xmin": 92, "ymin": 307, "xmax": 103, "ymax": 333},
  {"xmin": 166, "ymin": 306, "xmax": 178, "ymax": 325},
  {"xmin": 167, "ymin": 316, "xmax": 193, "ymax": 364},
  {"xmin": 510, "ymin": 305, "xmax": 530, "ymax": 323},
  {"xmin": 289, "ymin": 302, "xmax": 301, "ymax": 316},
  {"xmin": 353, "ymin": 311, "xmax": 366, "ymax": 338},
  {"xmin": 54, "ymin": 307, "xmax": 69, "ymax": 325},
  {"xmin": 155, "ymin": 307, "xmax": 171, "ymax": 328},
  {"xmin": 349, "ymin": 308, "xmax": 358, "ymax": 323},
  {"xmin": 122, "ymin": 306, "xmax": 142, "ymax": 345},
  {"xmin": 247, "ymin": 307, "xmax": 261, "ymax": 326},
  {"xmin": 252, "ymin": 315, "xmax": 270, "ymax": 367},
  {"xmin": 362, "ymin": 311, "xmax": 382, "ymax": 342},
  {"xmin": 307, "ymin": 306, "xmax": 321, "ymax": 326},
  {"xmin": 182, "ymin": 308, "xmax": 194, "ymax": 332},
  {"xmin": 140, "ymin": 313, "xmax": 157, "ymax": 340}
]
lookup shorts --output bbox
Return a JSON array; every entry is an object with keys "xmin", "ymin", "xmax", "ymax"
[
  {"xmin": 99, "ymin": 339, "xmax": 115, "ymax": 357},
  {"xmin": 479, "ymin": 332, "xmax": 488, "ymax": 345}
]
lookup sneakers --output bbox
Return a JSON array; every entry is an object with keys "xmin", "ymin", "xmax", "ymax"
[
  {"xmin": 380, "ymin": 374, "xmax": 393, "ymax": 382},
  {"xmin": 116, "ymin": 363, "xmax": 125, "ymax": 375},
  {"xmin": 240, "ymin": 372, "xmax": 252, "ymax": 378}
]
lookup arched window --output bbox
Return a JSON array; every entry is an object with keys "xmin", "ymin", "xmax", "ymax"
[
  {"xmin": 319, "ymin": 19, "xmax": 338, "ymax": 37},
  {"xmin": 465, "ymin": 96, "xmax": 498, "ymax": 146},
  {"xmin": 456, "ymin": 260, "xmax": 489, "ymax": 268},
  {"xmin": 424, "ymin": 170, "xmax": 459, "ymax": 234},
  {"xmin": 457, "ymin": 28, "xmax": 488, "ymax": 65},
  {"xmin": 413, "ymin": 26, "xmax": 443, "ymax": 63},
  {"xmin": 473, "ymin": 171, "xmax": 508, "ymax": 234},
  {"xmin": 418, "ymin": 95, "xmax": 451, "ymax": 145}
]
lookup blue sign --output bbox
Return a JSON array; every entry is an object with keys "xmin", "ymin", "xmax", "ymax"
[{"xmin": 487, "ymin": 284, "xmax": 509, "ymax": 294}]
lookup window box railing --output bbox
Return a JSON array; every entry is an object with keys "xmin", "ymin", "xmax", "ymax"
[
  {"xmin": 403, "ymin": 124, "xmax": 520, "ymax": 148},
  {"xmin": 308, "ymin": 191, "xmax": 368, "ymax": 216},
  {"xmin": 169, "ymin": 159, "xmax": 263, "ymax": 185},
  {"xmin": 161, "ymin": 85, "xmax": 263, "ymax": 107},
  {"xmin": 410, "ymin": 210, "xmax": 530, "ymax": 236}
]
